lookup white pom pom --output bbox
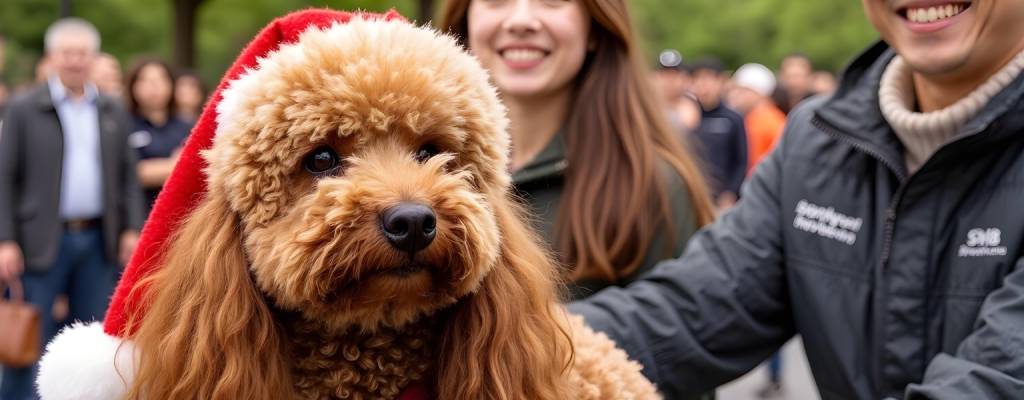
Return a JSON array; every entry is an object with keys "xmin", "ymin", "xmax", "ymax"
[{"xmin": 36, "ymin": 322, "xmax": 136, "ymax": 400}]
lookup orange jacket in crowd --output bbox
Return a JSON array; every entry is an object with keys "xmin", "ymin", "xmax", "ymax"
[{"xmin": 745, "ymin": 101, "xmax": 787, "ymax": 174}]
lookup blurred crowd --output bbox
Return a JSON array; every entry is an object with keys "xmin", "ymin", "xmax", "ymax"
[
  {"xmin": 0, "ymin": 19, "xmax": 208, "ymax": 399},
  {"xmin": 0, "ymin": 36, "xmax": 207, "ymax": 132},
  {"xmin": 0, "ymin": 26, "xmax": 210, "ymax": 218},
  {"xmin": 652, "ymin": 50, "xmax": 837, "ymax": 213}
]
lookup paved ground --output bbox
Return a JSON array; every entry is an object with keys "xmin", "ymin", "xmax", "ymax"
[{"xmin": 717, "ymin": 338, "xmax": 822, "ymax": 400}]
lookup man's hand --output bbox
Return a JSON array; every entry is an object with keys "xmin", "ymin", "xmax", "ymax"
[
  {"xmin": 716, "ymin": 192, "xmax": 738, "ymax": 213},
  {"xmin": 0, "ymin": 241, "xmax": 24, "ymax": 281},
  {"xmin": 119, "ymin": 231, "xmax": 139, "ymax": 266}
]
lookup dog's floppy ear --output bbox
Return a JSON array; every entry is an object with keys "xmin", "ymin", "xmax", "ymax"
[
  {"xmin": 436, "ymin": 195, "xmax": 576, "ymax": 400},
  {"xmin": 122, "ymin": 196, "xmax": 291, "ymax": 400}
]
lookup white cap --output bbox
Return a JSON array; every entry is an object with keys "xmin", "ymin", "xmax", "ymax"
[
  {"xmin": 659, "ymin": 49, "xmax": 683, "ymax": 69},
  {"xmin": 733, "ymin": 63, "xmax": 777, "ymax": 96}
]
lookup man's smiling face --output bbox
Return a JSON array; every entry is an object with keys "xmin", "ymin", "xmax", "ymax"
[{"xmin": 861, "ymin": 0, "xmax": 1024, "ymax": 79}]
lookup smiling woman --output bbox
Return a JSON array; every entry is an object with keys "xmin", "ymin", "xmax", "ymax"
[{"xmin": 440, "ymin": 0, "xmax": 715, "ymax": 301}]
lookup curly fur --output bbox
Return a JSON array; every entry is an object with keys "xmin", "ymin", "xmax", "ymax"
[
  {"xmin": 284, "ymin": 312, "xmax": 436, "ymax": 399},
  {"xmin": 122, "ymin": 18, "xmax": 658, "ymax": 400}
]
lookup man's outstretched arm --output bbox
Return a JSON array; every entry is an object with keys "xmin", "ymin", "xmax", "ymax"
[{"xmin": 569, "ymin": 105, "xmax": 807, "ymax": 398}]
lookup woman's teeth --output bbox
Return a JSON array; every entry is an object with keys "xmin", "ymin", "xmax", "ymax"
[
  {"xmin": 906, "ymin": 3, "xmax": 966, "ymax": 23},
  {"xmin": 503, "ymin": 49, "xmax": 544, "ymax": 62}
]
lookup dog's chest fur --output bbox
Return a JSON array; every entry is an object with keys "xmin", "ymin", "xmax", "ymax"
[{"xmin": 286, "ymin": 317, "xmax": 436, "ymax": 400}]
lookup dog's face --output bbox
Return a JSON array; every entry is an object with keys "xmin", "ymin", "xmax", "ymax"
[{"xmin": 206, "ymin": 19, "xmax": 511, "ymax": 332}]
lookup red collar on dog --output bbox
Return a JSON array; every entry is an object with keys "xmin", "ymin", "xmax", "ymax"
[{"xmin": 398, "ymin": 382, "xmax": 430, "ymax": 400}]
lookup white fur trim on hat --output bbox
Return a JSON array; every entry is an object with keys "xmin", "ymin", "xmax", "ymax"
[{"xmin": 36, "ymin": 322, "xmax": 137, "ymax": 400}]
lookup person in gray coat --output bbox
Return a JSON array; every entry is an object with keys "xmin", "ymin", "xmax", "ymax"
[
  {"xmin": 571, "ymin": 2, "xmax": 1024, "ymax": 399},
  {"xmin": 0, "ymin": 18, "xmax": 144, "ymax": 399}
]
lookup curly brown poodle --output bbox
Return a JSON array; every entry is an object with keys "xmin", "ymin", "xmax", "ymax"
[{"xmin": 122, "ymin": 18, "xmax": 659, "ymax": 400}]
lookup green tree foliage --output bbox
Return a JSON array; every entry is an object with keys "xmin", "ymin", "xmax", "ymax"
[
  {"xmin": 0, "ymin": 0, "xmax": 64, "ymax": 84},
  {"xmin": 193, "ymin": 0, "xmax": 417, "ymax": 84},
  {"xmin": 632, "ymin": 0, "xmax": 879, "ymax": 72},
  {"xmin": 0, "ymin": 0, "xmax": 415, "ymax": 86},
  {"xmin": 1, "ymin": 0, "xmax": 878, "ymax": 87}
]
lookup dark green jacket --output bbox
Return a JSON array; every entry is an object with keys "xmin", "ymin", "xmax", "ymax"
[{"xmin": 512, "ymin": 132, "xmax": 700, "ymax": 301}]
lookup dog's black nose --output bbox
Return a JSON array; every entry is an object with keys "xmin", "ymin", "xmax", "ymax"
[{"xmin": 381, "ymin": 203, "xmax": 436, "ymax": 253}]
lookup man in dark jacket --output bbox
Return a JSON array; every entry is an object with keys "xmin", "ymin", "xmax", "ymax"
[
  {"xmin": 0, "ymin": 18, "xmax": 143, "ymax": 399},
  {"xmin": 571, "ymin": 2, "xmax": 1024, "ymax": 399},
  {"xmin": 690, "ymin": 56, "xmax": 747, "ymax": 210}
]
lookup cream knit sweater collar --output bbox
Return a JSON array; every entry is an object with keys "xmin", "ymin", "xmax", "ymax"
[{"xmin": 878, "ymin": 49, "xmax": 1024, "ymax": 173}]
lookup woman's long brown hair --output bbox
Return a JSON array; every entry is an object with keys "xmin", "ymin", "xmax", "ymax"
[{"xmin": 440, "ymin": 0, "xmax": 715, "ymax": 283}]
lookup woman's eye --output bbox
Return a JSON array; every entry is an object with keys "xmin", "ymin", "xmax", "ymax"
[
  {"xmin": 303, "ymin": 146, "xmax": 341, "ymax": 175},
  {"xmin": 415, "ymin": 143, "xmax": 440, "ymax": 163}
]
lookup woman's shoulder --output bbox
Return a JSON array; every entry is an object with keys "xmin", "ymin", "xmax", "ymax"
[{"xmin": 635, "ymin": 157, "xmax": 701, "ymax": 274}]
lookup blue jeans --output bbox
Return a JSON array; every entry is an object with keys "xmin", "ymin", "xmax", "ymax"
[
  {"xmin": 767, "ymin": 352, "xmax": 783, "ymax": 384},
  {"xmin": 1, "ymin": 228, "xmax": 117, "ymax": 400}
]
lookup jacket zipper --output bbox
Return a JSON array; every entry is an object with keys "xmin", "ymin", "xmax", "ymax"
[
  {"xmin": 811, "ymin": 116, "xmax": 907, "ymax": 270},
  {"xmin": 812, "ymin": 115, "xmax": 906, "ymax": 396},
  {"xmin": 876, "ymin": 125, "xmax": 988, "ymax": 268}
]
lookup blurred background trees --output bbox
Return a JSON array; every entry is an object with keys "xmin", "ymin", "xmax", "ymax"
[
  {"xmin": 0, "ymin": 0, "xmax": 876, "ymax": 87},
  {"xmin": 633, "ymin": 0, "xmax": 877, "ymax": 73}
]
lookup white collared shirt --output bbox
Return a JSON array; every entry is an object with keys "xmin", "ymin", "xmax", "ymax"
[{"xmin": 49, "ymin": 75, "xmax": 104, "ymax": 220}]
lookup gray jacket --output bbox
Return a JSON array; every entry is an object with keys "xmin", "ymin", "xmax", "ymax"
[
  {"xmin": 0, "ymin": 83, "xmax": 145, "ymax": 270},
  {"xmin": 570, "ymin": 42, "xmax": 1024, "ymax": 399}
]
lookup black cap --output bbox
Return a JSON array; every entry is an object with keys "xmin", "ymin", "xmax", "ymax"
[{"xmin": 690, "ymin": 56, "xmax": 724, "ymax": 74}]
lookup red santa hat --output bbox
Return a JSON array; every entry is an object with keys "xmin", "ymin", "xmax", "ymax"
[
  {"xmin": 35, "ymin": 9, "xmax": 427, "ymax": 400},
  {"xmin": 107, "ymin": 7, "xmax": 401, "ymax": 340}
]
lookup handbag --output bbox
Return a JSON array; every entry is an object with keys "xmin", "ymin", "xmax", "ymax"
[{"xmin": 0, "ymin": 279, "xmax": 41, "ymax": 368}]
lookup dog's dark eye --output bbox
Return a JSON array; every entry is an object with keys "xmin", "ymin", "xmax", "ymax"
[
  {"xmin": 303, "ymin": 146, "xmax": 341, "ymax": 176},
  {"xmin": 415, "ymin": 143, "xmax": 440, "ymax": 163}
]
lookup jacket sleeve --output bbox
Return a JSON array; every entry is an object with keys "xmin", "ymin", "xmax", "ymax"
[
  {"xmin": 118, "ymin": 108, "xmax": 145, "ymax": 232},
  {"xmin": 0, "ymin": 102, "xmax": 22, "ymax": 242},
  {"xmin": 903, "ymin": 257, "xmax": 1024, "ymax": 399},
  {"xmin": 567, "ymin": 115, "xmax": 796, "ymax": 398}
]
